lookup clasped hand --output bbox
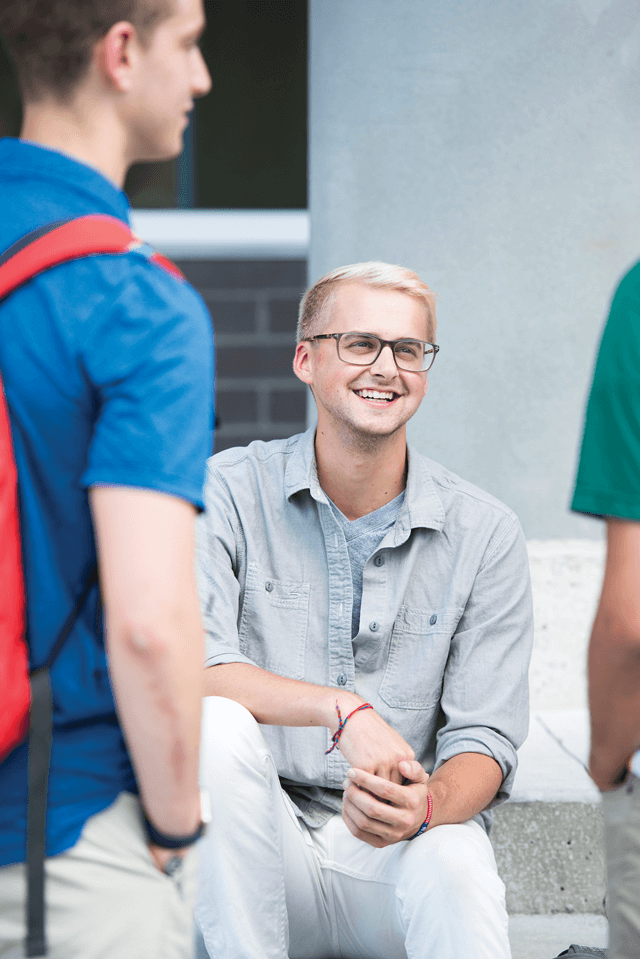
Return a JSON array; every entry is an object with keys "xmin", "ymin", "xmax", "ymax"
[
  {"xmin": 334, "ymin": 706, "xmax": 429, "ymax": 847},
  {"xmin": 342, "ymin": 759, "xmax": 430, "ymax": 847}
]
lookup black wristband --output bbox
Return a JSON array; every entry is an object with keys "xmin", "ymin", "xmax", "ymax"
[{"xmin": 143, "ymin": 814, "xmax": 206, "ymax": 850}]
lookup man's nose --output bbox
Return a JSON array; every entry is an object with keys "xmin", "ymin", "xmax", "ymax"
[
  {"xmin": 369, "ymin": 343, "xmax": 397, "ymax": 376},
  {"xmin": 192, "ymin": 48, "xmax": 212, "ymax": 98}
]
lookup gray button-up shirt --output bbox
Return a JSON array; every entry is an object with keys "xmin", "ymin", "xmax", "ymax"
[{"xmin": 197, "ymin": 429, "xmax": 533, "ymax": 831}]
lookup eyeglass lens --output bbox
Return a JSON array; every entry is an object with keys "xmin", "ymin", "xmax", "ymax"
[{"xmin": 337, "ymin": 333, "xmax": 436, "ymax": 371}]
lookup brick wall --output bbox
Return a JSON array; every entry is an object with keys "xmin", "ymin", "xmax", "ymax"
[{"xmin": 175, "ymin": 259, "xmax": 308, "ymax": 453}]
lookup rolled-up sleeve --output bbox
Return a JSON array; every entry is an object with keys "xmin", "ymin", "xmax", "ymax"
[
  {"xmin": 196, "ymin": 463, "xmax": 256, "ymax": 669},
  {"xmin": 434, "ymin": 514, "xmax": 533, "ymax": 806}
]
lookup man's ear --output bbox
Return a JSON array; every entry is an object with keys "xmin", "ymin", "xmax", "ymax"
[
  {"xmin": 99, "ymin": 21, "xmax": 140, "ymax": 93},
  {"xmin": 293, "ymin": 341, "xmax": 314, "ymax": 387}
]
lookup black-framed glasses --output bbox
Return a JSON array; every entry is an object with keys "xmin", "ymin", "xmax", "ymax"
[{"xmin": 304, "ymin": 332, "xmax": 439, "ymax": 372}]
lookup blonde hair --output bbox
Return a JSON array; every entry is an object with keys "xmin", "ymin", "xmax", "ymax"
[{"xmin": 297, "ymin": 262, "xmax": 437, "ymax": 343}]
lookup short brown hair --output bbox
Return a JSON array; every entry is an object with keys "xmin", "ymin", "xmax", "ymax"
[
  {"xmin": 0, "ymin": 0, "xmax": 174, "ymax": 102},
  {"xmin": 297, "ymin": 262, "xmax": 437, "ymax": 343}
]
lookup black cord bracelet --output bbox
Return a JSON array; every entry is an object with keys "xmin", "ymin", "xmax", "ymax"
[{"xmin": 143, "ymin": 814, "xmax": 206, "ymax": 849}]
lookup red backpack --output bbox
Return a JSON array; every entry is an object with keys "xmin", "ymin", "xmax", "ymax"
[{"xmin": 0, "ymin": 214, "xmax": 184, "ymax": 957}]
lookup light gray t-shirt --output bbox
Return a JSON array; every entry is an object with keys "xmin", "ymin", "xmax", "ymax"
[{"xmin": 328, "ymin": 492, "xmax": 405, "ymax": 639}]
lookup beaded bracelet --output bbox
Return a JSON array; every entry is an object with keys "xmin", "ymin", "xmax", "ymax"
[
  {"xmin": 409, "ymin": 791, "xmax": 433, "ymax": 839},
  {"xmin": 325, "ymin": 701, "xmax": 374, "ymax": 754}
]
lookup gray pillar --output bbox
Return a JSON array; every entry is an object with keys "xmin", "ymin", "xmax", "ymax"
[{"xmin": 309, "ymin": 0, "xmax": 640, "ymax": 538}]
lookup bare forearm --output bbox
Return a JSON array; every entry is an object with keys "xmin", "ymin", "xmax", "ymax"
[
  {"xmin": 107, "ymin": 605, "xmax": 203, "ymax": 835},
  {"xmin": 91, "ymin": 486, "xmax": 204, "ymax": 837},
  {"xmin": 204, "ymin": 664, "xmax": 415, "ymax": 779},
  {"xmin": 204, "ymin": 662, "xmax": 362, "ymax": 730},
  {"xmin": 589, "ymin": 612, "xmax": 640, "ymax": 788},
  {"xmin": 587, "ymin": 519, "xmax": 640, "ymax": 790},
  {"xmin": 427, "ymin": 753, "xmax": 503, "ymax": 827}
]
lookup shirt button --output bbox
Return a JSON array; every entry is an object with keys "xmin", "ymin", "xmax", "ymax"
[
  {"xmin": 265, "ymin": 581, "xmax": 273, "ymax": 592},
  {"xmin": 430, "ymin": 614, "xmax": 437, "ymax": 625},
  {"xmin": 337, "ymin": 673, "xmax": 347, "ymax": 686},
  {"xmin": 374, "ymin": 555, "xmax": 384, "ymax": 567},
  {"xmin": 369, "ymin": 621, "xmax": 379, "ymax": 632}
]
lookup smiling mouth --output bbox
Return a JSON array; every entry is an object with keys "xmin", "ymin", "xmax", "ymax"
[{"xmin": 354, "ymin": 388, "xmax": 399, "ymax": 402}]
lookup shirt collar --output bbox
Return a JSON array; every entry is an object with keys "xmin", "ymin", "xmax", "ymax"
[
  {"xmin": 284, "ymin": 427, "xmax": 321, "ymax": 499},
  {"xmin": 284, "ymin": 428, "xmax": 445, "ymax": 533},
  {"xmin": 401, "ymin": 445, "xmax": 446, "ymax": 533},
  {"xmin": 0, "ymin": 137, "xmax": 131, "ymax": 224}
]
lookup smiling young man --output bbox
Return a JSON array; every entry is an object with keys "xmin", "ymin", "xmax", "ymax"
[
  {"xmin": 0, "ymin": 2, "xmax": 213, "ymax": 957},
  {"xmin": 196, "ymin": 263, "xmax": 533, "ymax": 959}
]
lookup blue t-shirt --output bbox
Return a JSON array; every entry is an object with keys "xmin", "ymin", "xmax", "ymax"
[{"xmin": 0, "ymin": 138, "xmax": 214, "ymax": 867}]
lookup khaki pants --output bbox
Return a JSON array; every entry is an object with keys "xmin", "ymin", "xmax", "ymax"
[
  {"xmin": 0, "ymin": 792, "xmax": 197, "ymax": 959},
  {"xmin": 602, "ymin": 773, "xmax": 640, "ymax": 959}
]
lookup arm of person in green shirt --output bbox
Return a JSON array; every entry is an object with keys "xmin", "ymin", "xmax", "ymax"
[{"xmin": 589, "ymin": 517, "xmax": 640, "ymax": 790}]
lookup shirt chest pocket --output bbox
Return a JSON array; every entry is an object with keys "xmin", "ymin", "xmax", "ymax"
[
  {"xmin": 238, "ymin": 562, "xmax": 310, "ymax": 680},
  {"xmin": 379, "ymin": 606, "xmax": 460, "ymax": 709}
]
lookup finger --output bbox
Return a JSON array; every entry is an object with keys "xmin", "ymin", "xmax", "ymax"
[
  {"xmin": 343, "ymin": 781, "xmax": 399, "ymax": 826},
  {"xmin": 371, "ymin": 763, "xmax": 404, "ymax": 785},
  {"xmin": 341, "ymin": 802, "xmax": 360, "ymax": 838},
  {"xmin": 342, "ymin": 794, "xmax": 397, "ymax": 844},
  {"xmin": 347, "ymin": 767, "xmax": 404, "ymax": 804},
  {"xmin": 398, "ymin": 759, "xmax": 429, "ymax": 784},
  {"xmin": 342, "ymin": 805, "xmax": 389, "ymax": 848},
  {"xmin": 342, "ymin": 798, "xmax": 383, "ymax": 838}
]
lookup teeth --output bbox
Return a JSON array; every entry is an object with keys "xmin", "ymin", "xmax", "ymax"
[{"xmin": 357, "ymin": 389, "xmax": 394, "ymax": 400}]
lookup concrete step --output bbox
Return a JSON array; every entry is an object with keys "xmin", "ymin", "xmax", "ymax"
[
  {"xmin": 195, "ymin": 914, "xmax": 609, "ymax": 958},
  {"xmin": 493, "ymin": 708, "xmax": 605, "ymax": 915},
  {"xmin": 509, "ymin": 913, "xmax": 608, "ymax": 958}
]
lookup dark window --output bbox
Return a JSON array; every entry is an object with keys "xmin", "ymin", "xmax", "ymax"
[
  {"xmin": 127, "ymin": 0, "xmax": 308, "ymax": 209},
  {"xmin": 0, "ymin": 33, "xmax": 21, "ymax": 138}
]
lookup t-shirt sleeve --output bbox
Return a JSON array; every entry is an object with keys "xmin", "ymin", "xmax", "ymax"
[
  {"xmin": 572, "ymin": 262, "xmax": 640, "ymax": 522},
  {"xmin": 80, "ymin": 259, "xmax": 214, "ymax": 509}
]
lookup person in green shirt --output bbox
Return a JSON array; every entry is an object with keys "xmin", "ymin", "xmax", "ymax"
[{"xmin": 573, "ymin": 260, "xmax": 640, "ymax": 959}]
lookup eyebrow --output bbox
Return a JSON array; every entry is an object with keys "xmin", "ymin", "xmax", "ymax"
[{"xmin": 350, "ymin": 331, "xmax": 425, "ymax": 341}]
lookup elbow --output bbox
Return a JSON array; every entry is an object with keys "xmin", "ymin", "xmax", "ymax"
[
  {"xmin": 122, "ymin": 621, "xmax": 170, "ymax": 663},
  {"xmin": 105, "ymin": 601, "xmax": 200, "ymax": 664}
]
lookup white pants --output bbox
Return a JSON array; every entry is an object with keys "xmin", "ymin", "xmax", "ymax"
[{"xmin": 196, "ymin": 697, "xmax": 510, "ymax": 959}]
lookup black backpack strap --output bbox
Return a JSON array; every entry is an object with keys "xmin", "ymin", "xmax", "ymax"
[
  {"xmin": 25, "ymin": 667, "xmax": 53, "ymax": 958},
  {"xmin": 41, "ymin": 565, "xmax": 99, "ymax": 672},
  {"xmin": 25, "ymin": 564, "xmax": 98, "ymax": 957}
]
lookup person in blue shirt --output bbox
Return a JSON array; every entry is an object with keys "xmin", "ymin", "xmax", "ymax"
[{"xmin": 0, "ymin": 2, "xmax": 213, "ymax": 956}]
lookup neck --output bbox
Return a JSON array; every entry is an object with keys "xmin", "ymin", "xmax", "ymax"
[
  {"xmin": 21, "ymin": 96, "xmax": 129, "ymax": 187},
  {"xmin": 314, "ymin": 422, "xmax": 408, "ymax": 520}
]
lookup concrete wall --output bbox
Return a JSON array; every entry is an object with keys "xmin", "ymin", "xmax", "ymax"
[
  {"xmin": 309, "ymin": 0, "xmax": 640, "ymax": 539},
  {"xmin": 527, "ymin": 539, "xmax": 604, "ymax": 710}
]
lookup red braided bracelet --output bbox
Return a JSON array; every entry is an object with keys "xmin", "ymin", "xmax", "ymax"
[
  {"xmin": 324, "ymin": 701, "xmax": 374, "ymax": 754},
  {"xmin": 409, "ymin": 791, "xmax": 433, "ymax": 839}
]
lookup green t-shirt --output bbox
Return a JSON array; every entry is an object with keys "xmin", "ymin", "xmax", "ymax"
[{"xmin": 573, "ymin": 262, "xmax": 640, "ymax": 521}]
